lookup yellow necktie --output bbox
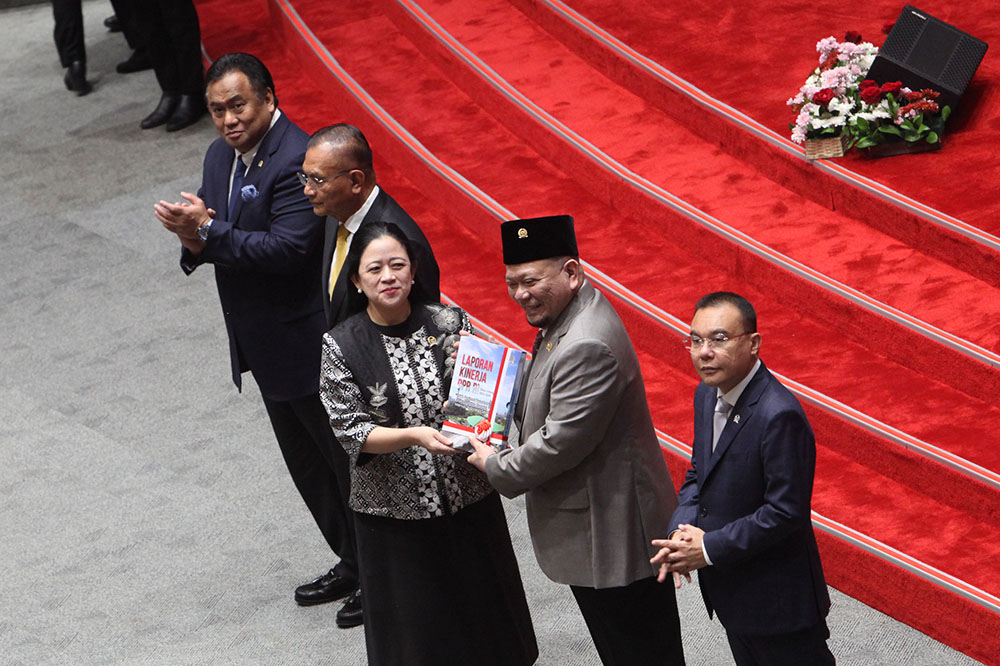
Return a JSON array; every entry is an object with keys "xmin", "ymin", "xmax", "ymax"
[{"xmin": 328, "ymin": 224, "xmax": 350, "ymax": 299}]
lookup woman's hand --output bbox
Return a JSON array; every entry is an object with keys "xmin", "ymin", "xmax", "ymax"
[
  {"xmin": 363, "ymin": 425, "xmax": 457, "ymax": 455},
  {"xmin": 409, "ymin": 426, "xmax": 458, "ymax": 455}
]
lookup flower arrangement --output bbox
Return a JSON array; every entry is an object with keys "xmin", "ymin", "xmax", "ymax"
[
  {"xmin": 787, "ymin": 34, "xmax": 879, "ymax": 145},
  {"xmin": 850, "ymin": 82, "xmax": 950, "ymax": 149},
  {"xmin": 787, "ymin": 33, "xmax": 951, "ymax": 157}
]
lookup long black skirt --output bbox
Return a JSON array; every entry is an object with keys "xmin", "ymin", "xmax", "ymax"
[{"xmin": 354, "ymin": 492, "xmax": 538, "ymax": 666}]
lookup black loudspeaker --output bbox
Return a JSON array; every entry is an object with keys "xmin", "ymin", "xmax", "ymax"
[{"xmin": 865, "ymin": 5, "xmax": 988, "ymax": 111}]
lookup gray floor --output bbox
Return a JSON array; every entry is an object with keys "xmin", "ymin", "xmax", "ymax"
[{"xmin": 0, "ymin": 2, "xmax": 987, "ymax": 665}]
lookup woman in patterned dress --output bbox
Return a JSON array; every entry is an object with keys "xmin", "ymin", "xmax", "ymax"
[{"xmin": 319, "ymin": 222, "xmax": 537, "ymax": 666}]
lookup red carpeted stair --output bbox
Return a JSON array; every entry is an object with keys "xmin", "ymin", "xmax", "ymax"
[{"xmin": 194, "ymin": 0, "xmax": 1000, "ymax": 662}]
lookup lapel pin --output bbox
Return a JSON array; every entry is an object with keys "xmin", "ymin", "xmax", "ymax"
[
  {"xmin": 545, "ymin": 342, "xmax": 552, "ymax": 351},
  {"xmin": 257, "ymin": 159, "xmax": 264, "ymax": 167},
  {"xmin": 733, "ymin": 414, "xmax": 740, "ymax": 423}
]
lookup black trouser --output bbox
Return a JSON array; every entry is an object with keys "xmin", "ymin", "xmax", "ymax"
[
  {"xmin": 726, "ymin": 622, "xmax": 836, "ymax": 666},
  {"xmin": 108, "ymin": 0, "xmax": 142, "ymax": 51},
  {"xmin": 131, "ymin": 0, "xmax": 203, "ymax": 95},
  {"xmin": 262, "ymin": 393, "xmax": 358, "ymax": 583},
  {"xmin": 51, "ymin": 0, "xmax": 84, "ymax": 67},
  {"xmin": 571, "ymin": 576, "xmax": 686, "ymax": 666}
]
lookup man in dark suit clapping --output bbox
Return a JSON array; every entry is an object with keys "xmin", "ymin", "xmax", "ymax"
[{"xmin": 154, "ymin": 53, "xmax": 361, "ymax": 628}]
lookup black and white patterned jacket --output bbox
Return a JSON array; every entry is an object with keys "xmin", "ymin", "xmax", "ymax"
[{"xmin": 320, "ymin": 303, "xmax": 494, "ymax": 519}]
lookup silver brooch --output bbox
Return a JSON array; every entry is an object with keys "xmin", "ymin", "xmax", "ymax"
[{"xmin": 432, "ymin": 307, "xmax": 461, "ymax": 333}]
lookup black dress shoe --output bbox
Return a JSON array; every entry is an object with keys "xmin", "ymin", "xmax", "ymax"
[
  {"xmin": 116, "ymin": 50, "xmax": 152, "ymax": 74},
  {"xmin": 294, "ymin": 569, "xmax": 357, "ymax": 606},
  {"xmin": 140, "ymin": 93, "xmax": 180, "ymax": 130},
  {"xmin": 103, "ymin": 14, "xmax": 121, "ymax": 32},
  {"xmin": 336, "ymin": 588, "xmax": 363, "ymax": 628},
  {"xmin": 165, "ymin": 94, "xmax": 207, "ymax": 132},
  {"xmin": 63, "ymin": 61, "xmax": 92, "ymax": 96}
]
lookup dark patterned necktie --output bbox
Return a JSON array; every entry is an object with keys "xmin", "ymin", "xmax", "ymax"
[
  {"xmin": 530, "ymin": 329, "xmax": 544, "ymax": 357},
  {"xmin": 228, "ymin": 157, "xmax": 247, "ymax": 218}
]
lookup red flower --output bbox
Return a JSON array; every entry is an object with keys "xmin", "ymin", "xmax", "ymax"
[
  {"xmin": 899, "ymin": 100, "xmax": 940, "ymax": 117},
  {"xmin": 920, "ymin": 88, "xmax": 941, "ymax": 100},
  {"xmin": 904, "ymin": 90, "xmax": 924, "ymax": 103},
  {"xmin": 860, "ymin": 86, "xmax": 884, "ymax": 105},
  {"xmin": 880, "ymin": 81, "xmax": 903, "ymax": 96},
  {"xmin": 858, "ymin": 79, "xmax": 878, "ymax": 90},
  {"xmin": 812, "ymin": 88, "xmax": 835, "ymax": 106},
  {"xmin": 882, "ymin": 21, "xmax": 895, "ymax": 34},
  {"xmin": 844, "ymin": 31, "xmax": 863, "ymax": 44}
]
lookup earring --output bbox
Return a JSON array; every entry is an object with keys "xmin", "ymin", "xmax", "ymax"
[
  {"xmin": 411, "ymin": 280, "xmax": 415, "ymax": 285},
  {"xmin": 357, "ymin": 288, "xmax": 362, "ymax": 294}
]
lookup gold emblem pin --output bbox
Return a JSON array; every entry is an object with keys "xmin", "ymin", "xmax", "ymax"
[
  {"xmin": 257, "ymin": 160, "xmax": 264, "ymax": 167},
  {"xmin": 427, "ymin": 335, "xmax": 438, "ymax": 345},
  {"xmin": 546, "ymin": 342, "xmax": 552, "ymax": 351},
  {"xmin": 518, "ymin": 227, "xmax": 528, "ymax": 239}
]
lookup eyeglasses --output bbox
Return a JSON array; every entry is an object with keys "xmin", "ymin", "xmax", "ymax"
[
  {"xmin": 682, "ymin": 332, "xmax": 751, "ymax": 352},
  {"xmin": 296, "ymin": 169, "xmax": 354, "ymax": 188}
]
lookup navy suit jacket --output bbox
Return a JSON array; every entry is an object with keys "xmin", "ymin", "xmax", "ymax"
[
  {"xmin": 670, "ymin": 363, "xmax": 830, "ymax": 635},
  {"xmin": 181, "ymin": 112, "xmax": 327, "ymax": 402},
  {"xmin": 322, "ymin": 188, "xmax": 440, "ymax": 329}
]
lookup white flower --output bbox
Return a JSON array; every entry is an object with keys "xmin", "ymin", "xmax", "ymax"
[
  {"xmin": 828, "ymin": 97, "xmax": 855, "ymax": 114},
  {"xmin": 812, "ymin": 115, "xmax": 847, "ymax": 129},
  {"xmin": 856, "ymin": 108, "xmax": 892, "ymax": 122}
]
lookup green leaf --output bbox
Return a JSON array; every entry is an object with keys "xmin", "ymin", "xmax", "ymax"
[
  {"xmin": 941, "ymin": 106, "xmax": 952, "ymax": 122},
  {"xmin": 926, "ymin": 132, "xmax": 939, "ymax": 144},
  {"xmin": 856, "ymin": 137, "xmax": 878, "ymax": 148},
  {"xmin": 857, "ymin": 117, "xmax": 869, "ymax": 133},
  {"xmin": 879, "ymin": 125, "xmax": 902, "ymax": 136}
]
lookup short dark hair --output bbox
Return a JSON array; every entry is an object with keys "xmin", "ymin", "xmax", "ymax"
[
  {"xmin": 346, "ymin": 221, "xmax": 418, "ymax": 300},
  {"xmin": 694, "ymin": 292, "xmax": 757, "ymax": 333},
  {"xmin": 205, "ymin": 53, "xmax": 278, "ymax": 106},
  {"xmin": 308, "ymin": 124, "xmax": 374, "ymax": 175}
]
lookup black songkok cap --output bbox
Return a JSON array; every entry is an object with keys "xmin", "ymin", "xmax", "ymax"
[{"xmin": 501, "ymin": 215, "xmax": 578, "ymax": 265}]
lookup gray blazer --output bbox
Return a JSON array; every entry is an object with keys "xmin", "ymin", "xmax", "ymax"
[{"xmin": 485, "ymin": 281, "xmax": 677, "ymax": 588}]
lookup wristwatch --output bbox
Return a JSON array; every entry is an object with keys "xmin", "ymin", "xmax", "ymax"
[{"xmin": 197, "ymin": 218, "xmax": 213, "ymax": 241}]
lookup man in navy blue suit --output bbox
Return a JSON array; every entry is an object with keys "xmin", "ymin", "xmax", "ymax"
[
  {"xmin": 651, "ymin": 292, "xmax": 834, "ymax": 665},
  {"xmin": 154, "ymin": 53, "xmax": 361, "ymax": 627}
]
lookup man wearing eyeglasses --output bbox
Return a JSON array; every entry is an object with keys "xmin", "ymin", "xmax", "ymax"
[
  {"xmin": 300, "ymin": 124, "xmax": 439, "ymax": 329},
  {"xmin": 154, "ymin": 53, "xmax": 362, "ymax": 627},
  {"xmin": 651, "ymin": 292, "xmax": 834, "ymax": 665}
]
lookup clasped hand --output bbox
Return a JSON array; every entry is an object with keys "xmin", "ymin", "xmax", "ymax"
[{"xmin": 650, "ymin": 524, "xmax": 707, "ymax": 588}]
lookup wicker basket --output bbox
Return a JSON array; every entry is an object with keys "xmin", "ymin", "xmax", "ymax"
[{"xmin": 804, "ymin": 133, "xmax": 849, "ymax": 159}]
